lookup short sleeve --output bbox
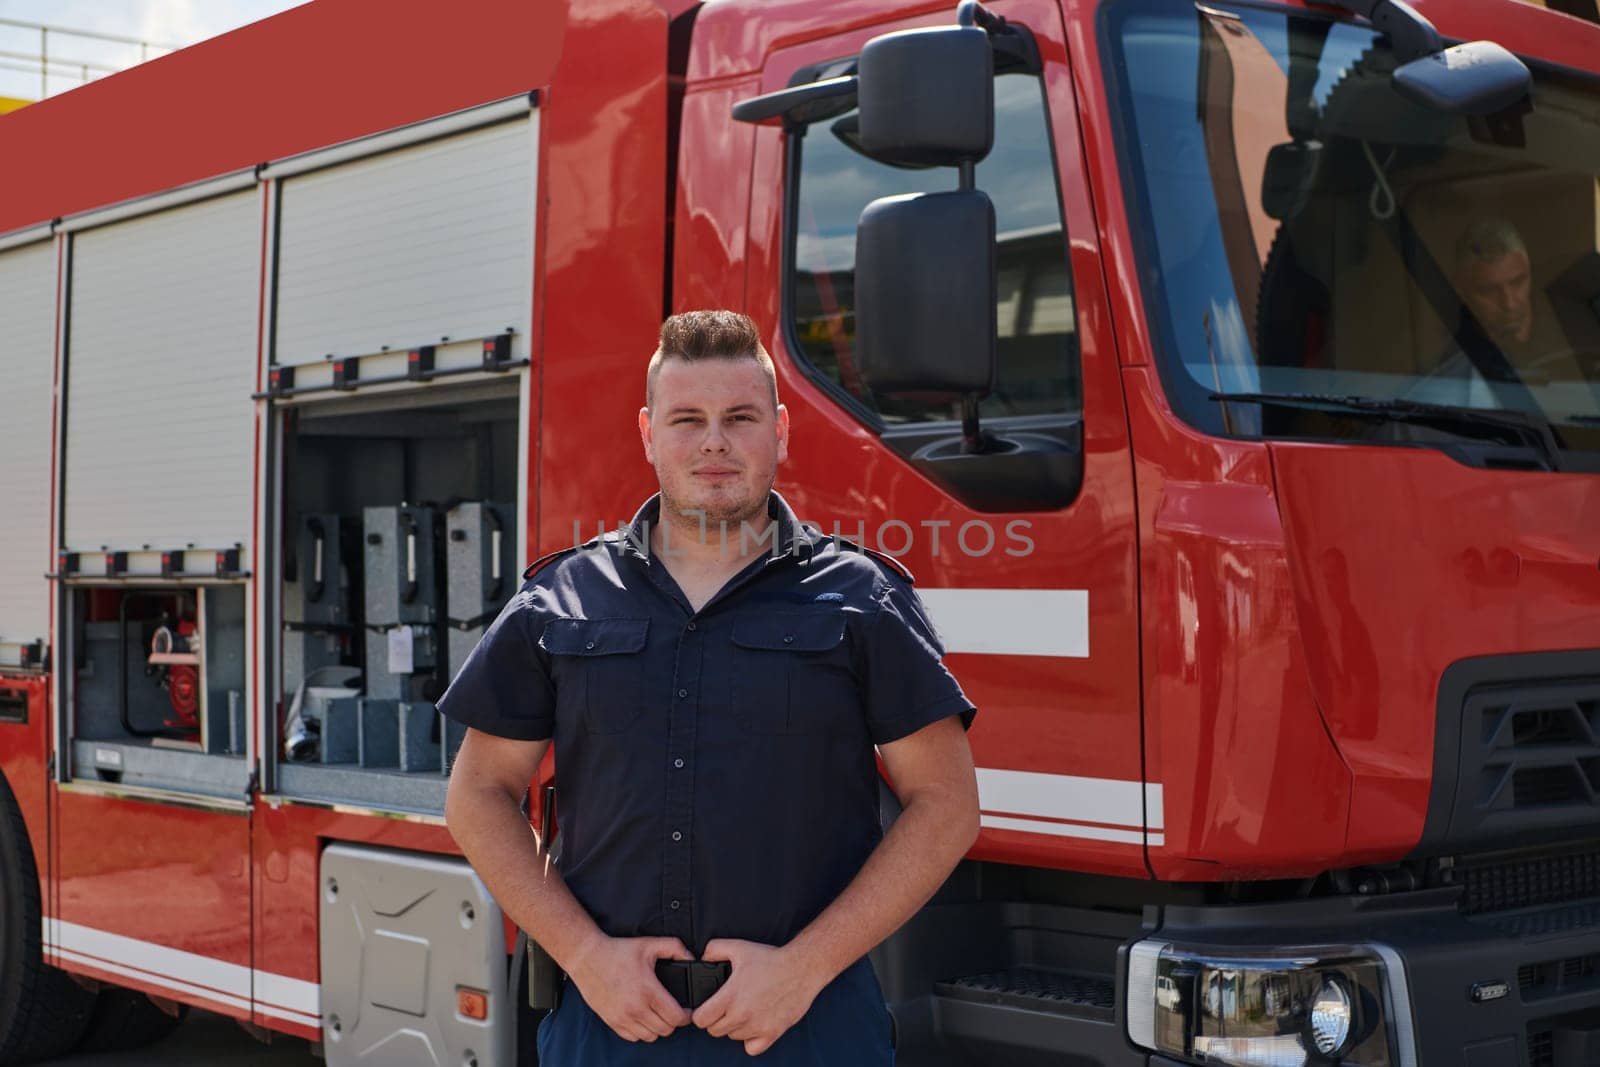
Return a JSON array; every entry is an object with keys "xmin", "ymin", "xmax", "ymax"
[
  {"xmin": 861, "ymin": 577, "xmax": 977, "ymax": 745},
  {"xmin": 436, "ymin": 591, "xmax": 555, "ymax": 741}
]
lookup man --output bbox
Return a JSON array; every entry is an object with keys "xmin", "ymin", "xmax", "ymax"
[
  {"xmin": 1407, "ymin": 218, "xmax": 1587, "ymax": 409},
  {"xmin": 441, "ymin": 310, "xmax": 980, "ymax": 1064},
  {"xmin": 1455, "ymin": 217, "xmax": 1538, "ymax": 356}
]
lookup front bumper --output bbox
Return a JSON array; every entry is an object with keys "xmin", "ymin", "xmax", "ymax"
[{"xmin": 1142, "ymin": 888, "xmax": 1600, "ymax": 1066}]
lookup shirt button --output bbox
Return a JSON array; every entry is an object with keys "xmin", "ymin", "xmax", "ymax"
[
  {"xmin": 686, "ymin": 621, "xmax": 696, "ymax": 631},
  {"xmin": 584, "ymin": 641, "xmax": 595, "ymax": 650},
  {"xmin": 678, "ymin": 688, "xmax": 688, "ymax": 698},
  {"xmin": 673, "ymin": 758, "xmax": 685, "ymax": 769},
  {"xmin": 783, "ymin": 634, "xmax": 794, "ymax": 644},
  {"xmin": 670, "ymin": 900, "xmax": 681, "ymax": 910},
  {"xmin": 671, "ymin": 831, "xmax": 682, "ymax": 842}
]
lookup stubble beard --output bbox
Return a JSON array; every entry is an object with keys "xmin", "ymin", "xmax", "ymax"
[{"xmin": 660, "ymin": 478, "xmax": 772, "ymax": 547}]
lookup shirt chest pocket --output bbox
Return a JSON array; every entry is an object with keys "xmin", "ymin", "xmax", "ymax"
[
  {"xmin": 730, "ymin": 612, "xmax": 859, "ymax": 735},
  {"xmin": 539, "ymin": 617, "xmax": 650, "ymax": 734}
]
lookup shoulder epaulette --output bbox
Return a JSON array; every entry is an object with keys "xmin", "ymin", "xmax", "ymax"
[
  {"xmin": 521, "ymin": 541, "xmax": 591, "ymax": 582},
  {"xmin": 825, "ymin": 536, "xmax": 916, "ymax": 584},
  {"xmin": 860, "ymin": 544, "xmax": 916, "ymax": 584}
]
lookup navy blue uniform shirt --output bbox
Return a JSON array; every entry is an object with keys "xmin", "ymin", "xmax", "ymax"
[{"xmin": 437, "ymin": 491, "xmax": 975, "ymax": 957}]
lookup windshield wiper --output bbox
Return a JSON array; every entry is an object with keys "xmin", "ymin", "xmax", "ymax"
[{"xmin": 1208, "ymin": 391, "xmax": 1565, "ymax": 471}]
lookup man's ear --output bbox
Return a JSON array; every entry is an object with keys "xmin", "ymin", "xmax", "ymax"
[
  {"xmin": 775, "ymin": 403, "xmax": 790, "ymax": 464},
  {"xmin": 639, "ymin": 407, "xmax": 655, "ymax": 464}
]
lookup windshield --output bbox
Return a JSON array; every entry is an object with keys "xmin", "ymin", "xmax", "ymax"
[{"xmin": 1104, "ymin": 1, "xmax": 1600, "ymax": 463}]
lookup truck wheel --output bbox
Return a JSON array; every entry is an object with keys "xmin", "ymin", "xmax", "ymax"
[
  {"xmin": 0, "ymin": 776, "xmax": 96, "ymax": 1063},
  {"xmin": 73, "ymin": 988, "xmax": 188, "ymax": 1053}
]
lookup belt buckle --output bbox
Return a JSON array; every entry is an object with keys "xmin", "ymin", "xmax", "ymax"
[
  {"xmin": 688, "ymin": 960, "xmax": 731, "ymax": 1009},
  {"xmin": 655, "ymin": 959, "xmax": 732, "ymax": 1010}
]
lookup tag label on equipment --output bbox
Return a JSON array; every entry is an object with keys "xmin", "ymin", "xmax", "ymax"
[{"xmin": 388, "ymin": 625, "xmax": 415, "ymax": 675}]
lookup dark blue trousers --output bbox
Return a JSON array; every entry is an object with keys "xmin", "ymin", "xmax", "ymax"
[{"xmin": 536, "ymin": 957, "xmax": 894, "ymax": 1065}]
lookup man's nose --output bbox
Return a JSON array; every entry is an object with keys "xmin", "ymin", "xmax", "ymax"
[{"xmin": 701, "ymin": 420, "xmax": 730, "ymax": 451}]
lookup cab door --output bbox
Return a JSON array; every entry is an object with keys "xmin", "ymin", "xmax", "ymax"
[{"xmin": 736, "ymin": 0, "xmax": 1149, "ymax": 874}]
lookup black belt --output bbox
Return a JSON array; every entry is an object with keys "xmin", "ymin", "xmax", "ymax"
[{"xmin": 655, "ymin": 959, "xmax": 732, "ymax": 1010}]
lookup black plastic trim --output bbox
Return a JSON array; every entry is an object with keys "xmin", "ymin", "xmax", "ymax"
[
  {"xmin": 884, "ymin": 414, "xmax": 1083, "ymax": 511},
  {"xmin": 0, "ymin": 689, "xmax": 27, "ymax": 725},
  {"xmin": 1415, "ymin": 647, "xmax": 1600, "ymax": 857}
]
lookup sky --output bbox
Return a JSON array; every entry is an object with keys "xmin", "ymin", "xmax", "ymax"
[{"xmin": 0, "ymin": 0, "xmax": 307, "ymax": 101}]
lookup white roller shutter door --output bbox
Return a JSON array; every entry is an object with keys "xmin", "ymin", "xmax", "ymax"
[
  {"xmin": 274, "ymin": 116, "xmax": 535, "ymax": 366},
  {"xmin": 63, "ymin": 190, "xmax": 260, "ymax": 556},
  {"xmin": 0, "ymin": 238, "xmax": 58, "ymax": 659}
]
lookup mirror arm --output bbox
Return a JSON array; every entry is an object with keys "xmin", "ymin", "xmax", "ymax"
[
  {"xmin": 731, "ymin": 75, "xmax": 859, "ymax": 127},
  {"xmin": 958, "ymin": 1, "xmax": 1041, "ymax": 73},
  {"xmin": 961, "ymin": 397, "xmax": 984, "ymax": 454},
  {"xmin": 1320, "ymin": 0, "xmax": 1443, "ymax": 63},
  {"xmin": 956, "ymin": 0, "xmax": 1005, "ymax": 31}
]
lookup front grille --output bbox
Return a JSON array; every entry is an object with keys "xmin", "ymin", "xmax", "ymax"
[
  {"xmin": 1528, "ymin": 1028, "xmax": 1553, "ymax": 1067},
  {"xmin": 1457, "ymin": 846, "xmax": 1600, "ymax": 916},
  {"xmin": 1518, "ymin": 952, "xmax": 1600, "ymax": 1001},
  {"xmin": 1432, "ymin": 657, "xmax": 1600, "ymax": 851},
  {"xmin": 1476, "ymin": 689, "xmax": 1600, "ymax": 812}
]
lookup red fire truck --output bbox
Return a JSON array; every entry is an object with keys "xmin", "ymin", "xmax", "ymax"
[{"xmin": 0, "ymin": 0, "xmax": 1598, "ymax": 1063}]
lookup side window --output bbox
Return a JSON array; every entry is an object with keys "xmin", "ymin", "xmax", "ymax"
[{"xmin": 789, "ymin": 71, "xmax": 1081, "ymax": 425}]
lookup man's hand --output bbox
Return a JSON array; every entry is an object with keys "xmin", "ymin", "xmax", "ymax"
[
  {"xmin": 565, "ymin": 934, "xmax": 695, "ymax": 1042},
  {"xmin": 691, "ymin": 939, "xmax": 828, "ymax": 1056}
]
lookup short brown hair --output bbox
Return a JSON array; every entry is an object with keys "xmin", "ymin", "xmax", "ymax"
[{"xmin": 646, "ymin": 310, "xmax": 778, "ymax": 411}]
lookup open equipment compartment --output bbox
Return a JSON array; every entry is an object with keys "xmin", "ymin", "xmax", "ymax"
[
  {"xmin": 64, "ymin": 582, "xmax": 250, "ymax": 797},
  {"xmin": 51, "ymin": 179, "xmax": 263, "ymax": 799},
  {"xmin": 273, "ymin": 381, "xmax": 520, "ymax": 812},
  {"xmin": 262, "ymin": 101, "xmax": 536, "ymax": 813}
]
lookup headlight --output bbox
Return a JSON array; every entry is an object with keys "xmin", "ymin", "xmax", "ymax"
[
  {"xmin": 1309, "ymin": 976, "xmax": 1354, "ymax": 1057},
  {"xmin": 1127, "ymin": 941, "xmax": 1409, "ymax": 1066}
]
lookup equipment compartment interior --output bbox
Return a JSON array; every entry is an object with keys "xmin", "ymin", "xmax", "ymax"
[
  {"xmin": 67, "ymin": 583, "xmax": 250, "ymax": 798},
  {"xmin": 274, "ymin": 380, "xmax": 520, "ymax": 812}
]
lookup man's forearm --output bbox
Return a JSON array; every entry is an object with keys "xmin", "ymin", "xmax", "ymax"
[
  {"xmin": 782, "ymin": 784, "xmax": 978, "ymax": 986},
  {"xmin": 445, "ymin": 782, "xmax": 604, "ymax": 972}
]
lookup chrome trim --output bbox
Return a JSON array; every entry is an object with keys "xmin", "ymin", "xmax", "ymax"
[
  {"xmin": 1125, "ymin": 938, "xmax": 1167, "ymax": 1051},
  {"xmin": 268, "ymin": 794, "xmax": 447, "ymax": 827},
  {"xmin": 58, "ymin": 170, "xmax": 257, "ymax": 233},
  {"xmin": 259, "ymin": 93, "xmax": 534, "ymax": 181},
  {"xmin": 58, "ymin": 778, "xmax": 250, "ymax": 815},
  {"xmin": 1371, "ymin": 942, "xmax": 1419, "ymax": 1067},
  {"xmin": 0, "ymin": 222, "xmax": 53, "ymax": 252}
]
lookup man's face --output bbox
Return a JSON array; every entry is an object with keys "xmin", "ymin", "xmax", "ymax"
[
  {"xmin": 1460, "ymin": 249, "xmax": 1533, "ymax": 347},
  {"xmin": 639, "ymin": 356, "xmax": 789, "ymax": 530}
]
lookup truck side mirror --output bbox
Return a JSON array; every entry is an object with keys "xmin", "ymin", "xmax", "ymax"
[
  {"xmin": 856, "ymin": 25, "xmax": 993, "ymax": 167},
  {"xmin": 852, "ymin": 3, "xmax": 1003, "ymax": 453},
  {"xmin": 855, "ymin": 189, "xmax": 997, "ymax": 402}
]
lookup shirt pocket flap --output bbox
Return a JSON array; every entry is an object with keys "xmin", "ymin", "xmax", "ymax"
[
  {"xmin": 539, "ymin": 617, "xmax": 649, "ymax": 656},
  {"xmin": 732, "ymin": 612, "xmax": 846, "ymax": 653}
]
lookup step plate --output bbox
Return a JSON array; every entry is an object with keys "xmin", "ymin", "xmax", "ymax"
[{"xmin": 935, "ymin": 966, "xmax": 1115, "ymax": 1020}]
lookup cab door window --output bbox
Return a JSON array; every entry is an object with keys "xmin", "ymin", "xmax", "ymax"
[{"xmin": 788, "ymin": 71, "xmax": 1081, "ymax": 425}]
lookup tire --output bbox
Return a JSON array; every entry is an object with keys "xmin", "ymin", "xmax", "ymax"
[
  {"xmin": 73, "ymin": 987, "xmax": 188, "ymax": 1054},
  {"xmin": 0, "ymin": 774, "xmax": 96, "ymax": 1063}
]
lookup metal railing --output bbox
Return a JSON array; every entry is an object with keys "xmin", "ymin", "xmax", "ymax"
[{"xmin": 0, "ymin": 17, "xmax": 180, "ymax": 101}]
